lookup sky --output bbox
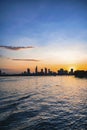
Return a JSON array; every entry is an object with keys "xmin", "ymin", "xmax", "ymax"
[{"xmin": 0, "ymin": 0, "xmax": 87, "ymax": 73}]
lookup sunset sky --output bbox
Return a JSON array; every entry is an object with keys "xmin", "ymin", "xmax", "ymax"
[{"xmin": 0, "ymin": 0, "xmax": 87, "ymax": 73}]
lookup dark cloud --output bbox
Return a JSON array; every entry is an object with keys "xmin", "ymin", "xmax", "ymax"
[
  {"xmin": 12, "ymin": 59, "xmax": 40, "ymax": 61},
  {"xmin": 0, "ymin": 54, "xmax": 39, "ymax": 62},
  {"xmin": 0, "ymin": 45, "xmax": 34, "ymax": 50}
]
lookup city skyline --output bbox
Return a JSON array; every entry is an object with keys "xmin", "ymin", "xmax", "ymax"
[
  {"xmin": 0, "ymin": 66, "xmax": 74, "ymax": 75},
  {"xmin": 0, "ymin": 0, "xmax": 87, "ymax": 73},
  {"xmin": 0, "ymin": 66, "xmax": 87, "ymax": 78}
]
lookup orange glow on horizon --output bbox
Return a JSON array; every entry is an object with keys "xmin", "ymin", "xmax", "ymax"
[
  {"xmin": 0, "ymin": 58, "xmax": 87, "ymax": 73},
  {"xmin": 1, "ymin": 63, "xmax": 87, "ymax": 74}
]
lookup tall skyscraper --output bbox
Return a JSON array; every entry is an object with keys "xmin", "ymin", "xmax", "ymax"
[
  {"xmin": 41, "ymin": 69, "xmax": 43, "ymax": 73},
  {"xmin": 45, "ymin": 68, "xmax": 47, "ymax": 75},
  {"xmin": 35, "ymin": 66, "xmax": 38, "ymax": 74},
  {"xmin": 27, "ymin": 68, "xmax": 30, "ymax": 74}
]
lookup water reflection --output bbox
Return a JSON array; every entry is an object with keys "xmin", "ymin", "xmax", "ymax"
[{"xmin": 0, "ymin": 76, "xmax": 87, "ymax": 130}]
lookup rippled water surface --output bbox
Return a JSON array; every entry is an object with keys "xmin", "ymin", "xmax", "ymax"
[{"xmin": 0, "ymin": 76, "xmax": 87, "ymax": 130}]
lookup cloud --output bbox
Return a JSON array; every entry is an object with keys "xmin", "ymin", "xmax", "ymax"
[
  {"xmin": 12, "ymin": 59, "xmax": 40, "ymax": 62},
  {"xmin": 0, "ymin": 54, "xmax": 39, "ymax": 62},
  {"xmin": 0, "ymin": 45, "xmax": 34, "ymax": 50}
]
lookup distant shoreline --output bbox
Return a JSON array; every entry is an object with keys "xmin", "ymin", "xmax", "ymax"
[{"xmin": 0, "ymin": 74, "xmax": 87, "ymax": 79}]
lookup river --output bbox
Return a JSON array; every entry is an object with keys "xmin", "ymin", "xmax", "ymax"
[{"xmin": 0, "ymin": 76, "xmax": 87, "ymax": 130}]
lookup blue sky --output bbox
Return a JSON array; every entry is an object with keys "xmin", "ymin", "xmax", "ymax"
[
  {"xmin": 0, "ymin": 0, "xmax": 87, "ymax": 45},
  {"xmin": 0, "ymin": 0, "xmax": 87, "ymax": 72}
]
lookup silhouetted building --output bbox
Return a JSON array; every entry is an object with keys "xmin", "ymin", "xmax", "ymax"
[
  {"xmin": 27, "ymin": 68, "xmax": 30, "ymax": 74},
  {"xmin": 48, "ymin": 69, "xmax": 52, "ymax": 75},
  {"xmin": 58, "ymin": 68, "xmax": 68, "ymax": 75},
  {"xmin": 58, "ymin": 68, "xmax": 64, "ymax": 75},
  {"xmin": 44, "ymin": 68, "xmax": 47, "ymax": 75},
  {"xmin": 48, "ymin": 69, "xmax": 50, "ymax": 74},
  {"xmin": 24, "ymin": 71, "xmax": 27, "ymax": 74},
  {"xmin": 40, "ymin": 69, "xmax": 44, "ymax": 75},
  {"xmin": 69, "ymin": 68, "xmax": 74, "ymax": 75},
  {"xmin": 74, "ymin": 70, "xmax": 87, "ymax": 78},
  {"xmin": 0, "ymin": 70, "xmax": 1, "ymax": 75},
  {"xmin": 35, "ymin": 66, "xmax": 38, "ymax": 74},
  {"xmin": 41, "ymin": 69, "xmax": 43, "ymax": 73}
]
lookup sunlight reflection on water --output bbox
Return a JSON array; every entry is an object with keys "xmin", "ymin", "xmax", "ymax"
[{"xmin": 0, "ymin": 76, "xmax": 87, "ymax": 130}]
